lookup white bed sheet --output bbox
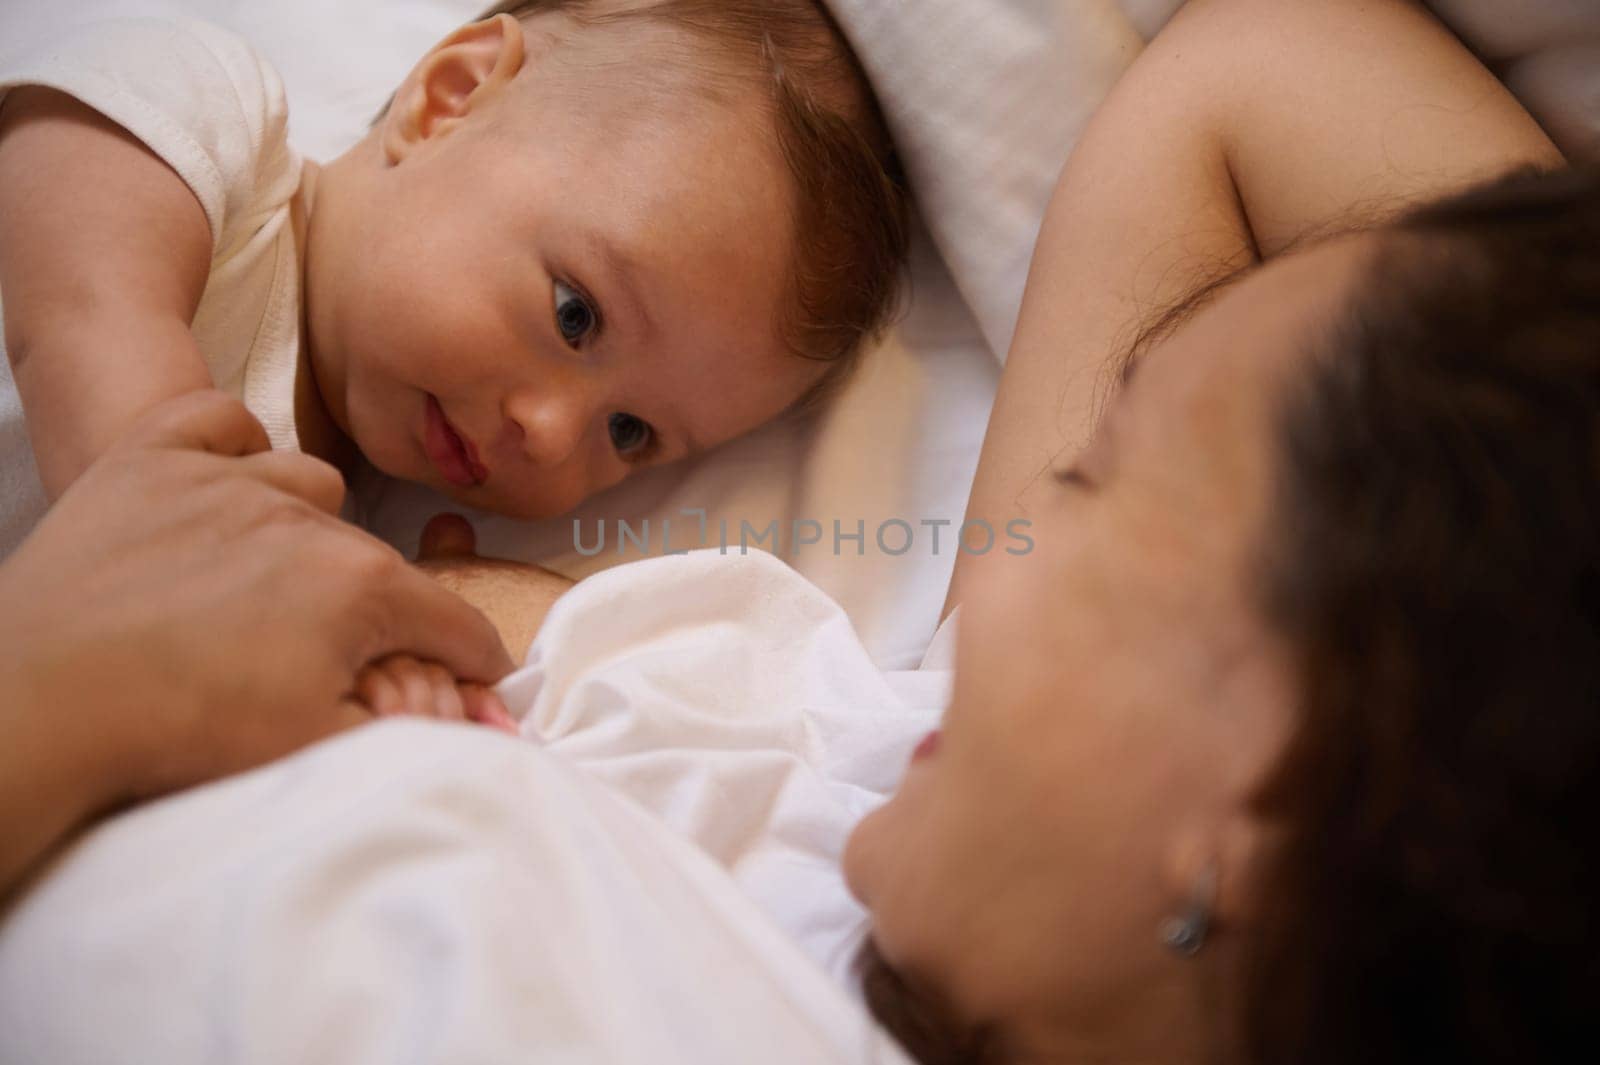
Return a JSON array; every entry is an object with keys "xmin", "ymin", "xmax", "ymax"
[{"xmin": 0, "ymin": 551, "xmax": 943, "ymax": 1064}]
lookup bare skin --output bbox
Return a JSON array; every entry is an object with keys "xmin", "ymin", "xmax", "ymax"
[
  {"xmin": 848, "ymin": 233, "xmax": 1375, "ymax": 1065},
  {"xmin": 0, "ymin": 86, "xmax": 213, "ymax": 497},
  {"xmin": 0, "ymin": 393, "xmax": 514, "ymax": 900},
  {"xmin": 944, "ymin": 0, "xmax": 1563, "ymax": 616},
  {"xmin": 0, "ymin": 11, "xmax": 816, "ymax": 517},
  {"xmin": 0, "ymin": 10, "xmax": 804, "ymax": 732},
  {"xmin": 356, "ymin": 515, "xmax": 576, "ymax": 732},
  {"xmin": 411, "ymin": 515, "xmax": 573, "ymax": 666}
]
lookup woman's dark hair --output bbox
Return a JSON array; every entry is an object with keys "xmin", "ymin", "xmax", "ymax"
[
  {"xmin": 1249, "ymin": 165, "xmax": 1600, "ymax": 1064},
  {"xmin": 859, "ymin": 166, "xmax": 1600, "ymax": 1064},
  {"xmin": 857, "ymin": 936, "xmax": 994, "ymax": 1065}
]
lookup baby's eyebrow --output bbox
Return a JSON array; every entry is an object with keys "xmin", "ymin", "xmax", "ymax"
[
  {"xmin": 580, "ymin": 231, "xmax": 706, "ymax": 457},
  {"xmin": 586, "ymin": 232, "xmax": 655, "ymax": 346}
]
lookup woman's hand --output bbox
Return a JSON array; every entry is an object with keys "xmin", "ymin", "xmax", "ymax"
[
  {"xmin": 0, "ymin": 392, "xmax": 514, "ymax": 896},
  {"xmin": 344, "ymin": 516, "xmax": 574, "ymax": 736}
]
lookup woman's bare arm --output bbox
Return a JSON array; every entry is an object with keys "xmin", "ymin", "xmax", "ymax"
[{"xmin": 945, "ymin": 0, "xmax": 1561, "ymax": 614}]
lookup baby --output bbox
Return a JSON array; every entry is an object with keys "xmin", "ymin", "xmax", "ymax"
[
  {"xmin": 0, "ymin": 0, "xmax": 908, "ymax": 729},
  {"xmin": 0, "ymin": 0, "xmax": 908, "ymax": 538}
]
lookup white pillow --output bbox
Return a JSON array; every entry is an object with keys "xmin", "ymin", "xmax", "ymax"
[
  {"xmin": 824, "ymin": 0, "xmax": 1142, "ymax": 359},
  {"xmin": 1502, "ymin": 43, "xmax": 1600, "ymax": 163},
  {"xmin": 1427, "ymin": 0, "xmax": 1600, "ymax": 61},
  {"xmin": 1105, "ymin": 1, "xmax": 1600, "ymax": 163},
  {"xmin": 823, "ymin": 0, "xmax": 1600, "ymax": 369},
  {"xmin": 1428, "ymin": 0, "xmax": 1600, "ymax": 162}
]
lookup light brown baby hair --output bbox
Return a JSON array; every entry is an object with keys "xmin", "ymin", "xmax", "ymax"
[{"xmin": 462, "ymin": 0, "xmax": 911, "ymax": 411}]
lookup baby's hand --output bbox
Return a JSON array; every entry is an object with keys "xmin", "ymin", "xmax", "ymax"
[{"xmin": 354, "ymin": 654, "xmax": 519, "ymax": 736}]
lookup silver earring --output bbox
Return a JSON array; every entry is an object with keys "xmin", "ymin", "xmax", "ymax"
[{"xmin": 1159, "ymin": 864, "xmax": 1218, "ymax": 958}]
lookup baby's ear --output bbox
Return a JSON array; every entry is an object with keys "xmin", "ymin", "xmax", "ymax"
[{"xmin": 382, "ymin": 13, "xmax": 525, "ymax": 165}]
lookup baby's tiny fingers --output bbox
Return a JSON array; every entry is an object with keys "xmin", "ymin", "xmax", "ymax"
[
  {"xmin": 462, "ymin": 684, "xmax": 519, "ymax": 736},
  {"xmin": 355, "ymin": 665, "xmax": 405, "ymax": 717},
  {"xmin": 387, "ymin": 656, "xmax": 440, "ymax": 717},
  {"xmin": 423, "ymin": 662, "xmax": 465, "ymax": 721}
]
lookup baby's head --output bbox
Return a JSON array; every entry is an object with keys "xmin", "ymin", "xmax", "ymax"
[{"xmin": 304, "ymin": 0, "xmax": 909, "ymax": 518}]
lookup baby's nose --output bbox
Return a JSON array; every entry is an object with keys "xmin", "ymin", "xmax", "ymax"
[{"xmin": 502, "ymin": 384, "xmax": 593, "ymax": 470}]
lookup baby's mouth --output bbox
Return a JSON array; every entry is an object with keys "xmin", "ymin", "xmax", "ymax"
[{"xmin": 424, "ymin": 395, "xmax": 489, "ymax": 489}]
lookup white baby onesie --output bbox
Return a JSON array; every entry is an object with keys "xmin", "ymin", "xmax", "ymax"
[{"xmin": 0, "ymin": 17, "xmax": 303, "ymax": 557}]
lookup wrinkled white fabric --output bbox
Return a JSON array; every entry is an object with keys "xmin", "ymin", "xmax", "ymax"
[
  {"xmin": 0, "ymin": 552, "xmax": 947, "ymax": 1063},
  {"xmin": 824, "ymin": 0, "xmax": 1143, "ymax": 359},
  {"xmin": 512, "ymin": 550, "xmax": 951, "ymax": 982}
]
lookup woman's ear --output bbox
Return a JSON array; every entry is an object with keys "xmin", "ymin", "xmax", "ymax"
[
  {"xmin": 1161, "ymin": 653, "xmax": 1297, "ymax": 942},
  {"xmin": 1162, "ymin": 812, "xmax": 1280, "ymax": 943},
  {"xmin": 382, "ymin": 13, "xmax": 526, "ymax": 165}
]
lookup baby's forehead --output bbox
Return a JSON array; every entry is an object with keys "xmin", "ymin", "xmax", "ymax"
[
  {"xmin": 483, "ymin": 20, "xmax": 792, "ymax": 213},
  {"xmin": 482, "ymin": 28, "xmax": 775, "ymax": 178},
  {"xmin": 514, "ymin": 7, "xmax": 761, "ymax": 99}
]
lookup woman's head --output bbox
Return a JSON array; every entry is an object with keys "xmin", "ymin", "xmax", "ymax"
[
  {"xmin": 305, "ymin": 0, "xmax": 908, "ymax": 518},
  {"xmin": 845, "ymin": 167, "xmax": 1600, "ymax": 1064},
  {"xmin": 1246, "ymin": 167, "xmax": 1600, "ymax": 1065}
]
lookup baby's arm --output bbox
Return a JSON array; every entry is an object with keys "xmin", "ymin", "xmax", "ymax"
[{"xmin": 0, "ymin": 87, "xmax": 213, "ymax": 499}]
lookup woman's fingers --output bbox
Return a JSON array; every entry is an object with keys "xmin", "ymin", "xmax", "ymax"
[
  {"xmin": 240, "ymin": 451, "xmax": 346, "ymax": 515},
  {"xmin": 362, "ymin": 561, "xmax": 516, "ymax": 684},
  {"xmin": 355, "ymin": 662, "xmax": 406, "ymax": 716},
  {"xmin": 335, "ymin": 699, "xmax": 378, "ymax": 733}
]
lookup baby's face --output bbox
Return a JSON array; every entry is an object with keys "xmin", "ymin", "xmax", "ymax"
[{"xmin": 305, "ymin": 18, "xmax": 822, "ymax": 519}]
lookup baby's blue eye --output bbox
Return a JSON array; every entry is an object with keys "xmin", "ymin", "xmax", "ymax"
[
  {"xmin": 554, "ymin": 281, "xmax": 598, "ymax": 345},
  {"xmin": 608, "ymin": 413, "xmax": 652, "ymax": 456}
]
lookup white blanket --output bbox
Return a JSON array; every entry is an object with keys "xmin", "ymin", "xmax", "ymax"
[{"xmin": 0, "ymin": 552, "xmax": 946, "ymax": 1063}]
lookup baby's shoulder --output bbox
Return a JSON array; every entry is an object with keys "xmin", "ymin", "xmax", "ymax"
[{"xmin": 1, "ymin": 16, "xmax": 299, "ymax": 253}]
